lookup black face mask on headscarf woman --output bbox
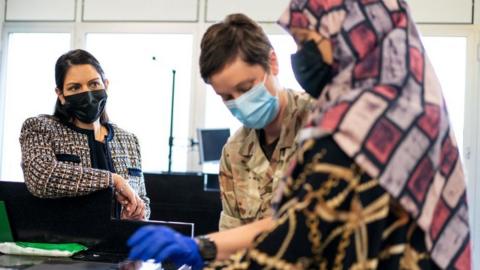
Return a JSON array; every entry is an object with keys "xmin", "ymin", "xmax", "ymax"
[
  {"xmin": 64, "ymin": 89, "xmax": 108, "ymax": 123},
  {"xmin": 291, "ymin": 40, "xmax": 334, "ymax": 99}
]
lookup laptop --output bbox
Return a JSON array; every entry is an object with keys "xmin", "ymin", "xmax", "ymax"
[
  {"xmin": 72, "ymin": 219, "xmax": 193, "ymax": 266},
  {"xmin": 0, "ymin": 201, "xmax": 14, "ymax": 243}
]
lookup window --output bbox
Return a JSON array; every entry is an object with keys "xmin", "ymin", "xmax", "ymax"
[
  {"xmin": 0, "ymin": 33, "xmax": 71, "ymax": 182},
  {"xmin": 267, "ymin": 34, "xmax": 302, "ymax": 91},
  {"xmin": 86, "ymin": 34, "xmax": 193, "ymax": 173},
  {"xmin": 421, "ymin": 36, "xmax": 466, "ymax": 158}
]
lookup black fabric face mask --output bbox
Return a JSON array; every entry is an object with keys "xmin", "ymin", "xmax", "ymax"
[
  {"xmin": 64, "ymin": 89, "xmax": 108, "ymax": 123},
  {"xmin": 291, "ymin": 40, "xmax": 334, "ymax": 99}
]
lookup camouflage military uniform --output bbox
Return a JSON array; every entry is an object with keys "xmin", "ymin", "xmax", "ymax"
[{"xmin": 218, "ymin": 89, "xmax": 314, "ymax": 230}]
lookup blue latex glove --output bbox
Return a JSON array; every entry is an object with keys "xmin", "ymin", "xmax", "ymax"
[{"xmin": 127, "ymin": 225, "xmax": 203, "ymax": 270}]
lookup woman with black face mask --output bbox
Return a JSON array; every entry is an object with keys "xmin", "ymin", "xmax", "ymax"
[
  {"xmin": 290, "ymin": 28, "xmax": 335, "ymax": 99},
  {"xmin": 19, "ymin": 49, "xmax": 150, "ymax": 221}
]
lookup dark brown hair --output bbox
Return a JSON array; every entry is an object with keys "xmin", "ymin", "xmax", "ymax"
[
  {"xmin": 53, "ymin": 49, "xmax": 109, "ymax": 124},
  {"xmin": 199, "ymin": 13, "xmax": 273, "ymax": 83}
]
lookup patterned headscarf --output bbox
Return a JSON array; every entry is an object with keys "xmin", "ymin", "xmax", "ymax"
[{"xmin": 278, "ymin": 0, "xmax": 471, "ymax": 269}]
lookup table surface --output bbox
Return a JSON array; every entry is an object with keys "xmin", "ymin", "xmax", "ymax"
[{"xmin": 0, "ymin": 255, "xmax": 164, "ymax": 270}]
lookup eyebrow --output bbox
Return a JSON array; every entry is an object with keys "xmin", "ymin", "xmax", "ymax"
[
  {"xmin": 65, "ymin": 77, "xmax": 101, "ymax": 87},
  {"xmin": 88, "ymin": 78, "xmax": 101, "ymax": 83},
  {"xmin": 233, "ymin": 78, "xmax": 255, "ymax": 91}
]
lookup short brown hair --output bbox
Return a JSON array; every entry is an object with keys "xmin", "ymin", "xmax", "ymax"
[{"xmin": 199, "ymin": 13, "xmax": 273, "ymax": 83}]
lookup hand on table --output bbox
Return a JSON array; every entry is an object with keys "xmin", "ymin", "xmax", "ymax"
[
  {"xmin": 127, "ymin": 226, "xmax": 203, "ymax": 270},
  {"xmin": 112, "ymin": 173, "xmax": 144, "ymax": 219}
]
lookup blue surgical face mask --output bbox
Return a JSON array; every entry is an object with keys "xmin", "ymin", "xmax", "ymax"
[{"xmin": 224, "ymin": 78, "xmax": 280, "ymax": 129}]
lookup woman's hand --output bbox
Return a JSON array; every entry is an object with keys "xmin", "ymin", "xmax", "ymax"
[
  {"xmin": 121, "ymin": 194, "xmax": 146, "ymax": 220},
  {"xmin": 112, "ymin": 173, "xmax": 139, "ymax": 218}
]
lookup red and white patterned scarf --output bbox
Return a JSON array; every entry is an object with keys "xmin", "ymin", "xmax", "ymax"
[{"xmin": 278, "ymin": 0, "xmax": 471, "ymax": 269}]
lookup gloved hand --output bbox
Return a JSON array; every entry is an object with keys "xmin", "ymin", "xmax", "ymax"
[{"xmin": 127, "ymin": 225, "xmax": 203, "ymax": 270}]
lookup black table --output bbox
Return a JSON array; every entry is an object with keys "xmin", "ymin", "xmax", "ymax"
[{"xmin": 0, "ymin": 254, "xmax": 170, "ymax": 269}]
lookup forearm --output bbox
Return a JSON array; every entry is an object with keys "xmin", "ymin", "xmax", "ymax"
[
  {"xmin": 24, "ymin": 157, "xmax": 111, "ymax": 198},
  {"xmin": 207, "ymin": 217, "xmax": 274, "ymax": 260}
]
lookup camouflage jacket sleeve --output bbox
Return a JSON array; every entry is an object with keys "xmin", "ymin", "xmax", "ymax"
[
  {"xmin": 132, "ymin": 135, "xmax": 151, "ymax": 219},
  {"xmin": 218, "ymin": 145, "xmax": 243, "ymax": 230},
  {"xmin": 19, "ymin": 117, "xmax": 112, "ymax": 198}
]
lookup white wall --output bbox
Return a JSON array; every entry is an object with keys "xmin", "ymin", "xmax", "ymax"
[
  {"xmin": 408, "ymin": 0, "xmax": 472, "ymax": 24},
  {"xmin": 83, "ymin": 0, "xmax": 198, "ymax": 22},
  {"xmin": 0, "ymin": 0, "xmax": 4, "ymax": 23},
  {"xmin": 475, "ymin": 0, "xmax": 480, "ymax": 24},
  {"xmin": 1, "ymin": 0, "xmax": 475, "ymax": 24},
  {"xmin": 206, "ymin": 0, "xmax": 290, "ymax": 22},
  {"xmin": 5, "ymin": 0, "xmax": 75, "ymax": 21},
  {"xmin": 0, "ymin": 0, "xmax": 4, "ymax": 49}
]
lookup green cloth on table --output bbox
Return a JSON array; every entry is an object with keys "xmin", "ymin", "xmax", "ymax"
[
  {"xmin": 0, "ymin": 242, "xmax": 87, "ymax": 257},
  {"xmin": 0, "ymin": 201, "xmax": 87, "ymax": 257}
]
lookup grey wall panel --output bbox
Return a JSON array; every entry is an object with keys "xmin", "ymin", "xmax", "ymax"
[
  {"xmin": 83, "ymin": 0, "xmax": 198, "ymax": 22},
  {"xmin": 206, "ymin": 0, "xmax": 472, "ymax": 24},
  {"xmin": 408, "ymin": 0, "xmax": 472, "ymax": 24},
  {"xmin": 206, "ymin": 0, "xmax": 290, "ymax": 22},
  {"xmin": 6, "ymin": 0, "xmax": 75, "ymax": 21}
]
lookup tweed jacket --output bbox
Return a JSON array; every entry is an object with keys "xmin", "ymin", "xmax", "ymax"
[{"xmin": 19, "ymin": 115, "xmax": 150, "ymax": 219}]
